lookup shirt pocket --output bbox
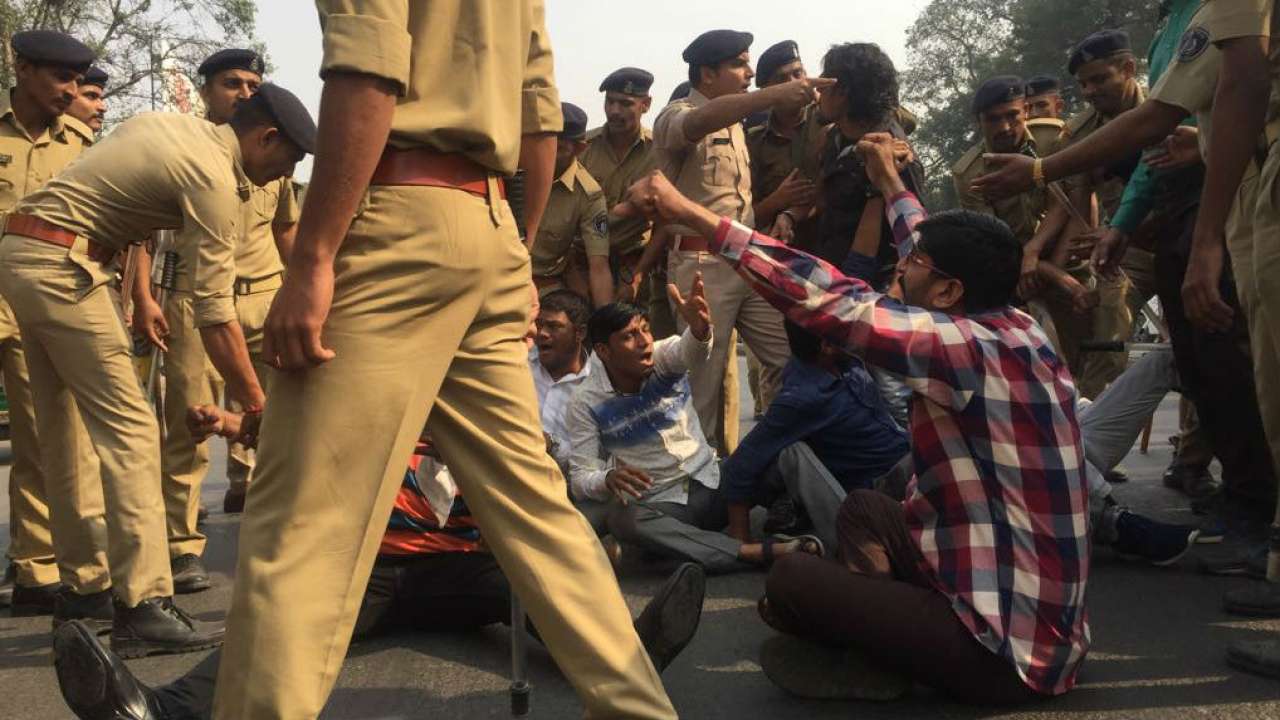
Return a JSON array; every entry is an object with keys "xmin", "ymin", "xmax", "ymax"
[{"xmin": 702, "ymin": 139, "xmax": 739, "ymax": 188}]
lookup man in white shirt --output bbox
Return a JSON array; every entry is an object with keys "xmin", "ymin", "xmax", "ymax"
[
  {"xmin": 529, "ymin": 290, "xmax": 593, "ymax": 474},
  {"xmin": 565, "ymin": 274, "xmax": 822, "ymax": 572}
]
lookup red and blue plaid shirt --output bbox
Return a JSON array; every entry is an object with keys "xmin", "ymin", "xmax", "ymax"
[{"xmin": 710, "ymin": 191, "xmax": 1090, "ymax": 695}]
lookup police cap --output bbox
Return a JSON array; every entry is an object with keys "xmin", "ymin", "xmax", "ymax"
[
  {"xmin": 256, "ymin": 83, "xmax": 316, "ymax": 154},
  {"xmin": 560, "ymin": 102, "xmax": 588, "ymax": 140},
  {"xmin": 1024, "ymin": 74, "xmax": 1060, "ymax": 97},
  {"xmin": 11, "ymin": 30, "xmax": 94, "ymax": 73},
  {"xmin": 600, "ymin": 67, "xmax": 654, "ymax": 96},
  {"xmin": 756, "ymin": 40, "xmax": 800, "ymax": 88},
  {"xmin": 198, "ymin": 48, "xmax": 265, "ymax": 79},
  {"xmin": 82, "ymin": 65, "xmax": 109, "ymax": 89},
  {"xmin": 669, "ymin": 81, "xmax": 692, "ymax": 103},
  {"xmin": 972, "ymin": 75, "xmax": 1025, "ymax": 115},
  {"xmin": 682, "ymin": 29, "xmax": 753, "ymax": 67},
  {"xmin": 1068, "ymin": 30, "xmax": 1132, "ymax": 75}
]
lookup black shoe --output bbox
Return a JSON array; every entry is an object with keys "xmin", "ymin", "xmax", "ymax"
[
  {"xmin": 1164, "ymin": 465, "xmax": 1219, "ymax": 498},
  {"xmin": 53, "ymin": 588, "xmax": 115, "ymax": 635},
  {"xmin": 111, "ymin": 597, "xmax": 224, "ymax": 659},
  {"xmin": 633, "ymin": 563, "xmax": 706, "ymax": 673},
  {"xmin": 1224, "ymin": 582, "xmax": 1280, "ymax": 618},
  {"xmin": 54, "ymin": 620, "xmax": 164, "ymax": 719},
  {"xmin": 222, "ymin": 487, "xmax": 246, "ymax": 514},
  {"xmin": 0, "ymin": 563, "xmax": 15, "ymax": 608},
  {"xmin": 1104, "ymin": 468, "xmax": 1129, "ymax": 484},
  {"xmin": 171, "ymin": 554, "xmax": 212, "ymax": 595},
  {"xmin": 1113, "ymin": 511, "xmax": 1199, "ymax": 566},
  {"xmin": 11, "ymin": 581, "xmax": 62, "ymax": 616}
]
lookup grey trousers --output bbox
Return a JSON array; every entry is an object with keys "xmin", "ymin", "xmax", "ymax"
[{"xmin": 603, "ymin": 480, "xmax": 747, "ymax": 574}]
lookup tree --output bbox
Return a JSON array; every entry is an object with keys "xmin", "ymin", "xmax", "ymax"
[
  {"xmin": 901, "ymin": 0, "xmax": 1158, "ymax": 208},
  {"xmin": 0, "ymin": 0, "xmax": 259, "ymax": 122}
]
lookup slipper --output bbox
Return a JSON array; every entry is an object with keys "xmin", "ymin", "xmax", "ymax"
[
  {"xmin": 761, "ymin": 534, "xmax": 825, "ymax": 565},
  {"xmin": 759, "ymin": 633, "xmax": 910, "ymax": 701}
]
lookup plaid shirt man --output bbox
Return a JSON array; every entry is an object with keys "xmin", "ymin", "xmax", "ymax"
[{"xmin": 709, "ymin": 190, "xmax": 1091, "ymax": 695}]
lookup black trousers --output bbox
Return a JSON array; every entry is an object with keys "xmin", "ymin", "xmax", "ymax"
[{"xmin": 155, "ymin": 553, "xmax": 510, "ymax": 720}]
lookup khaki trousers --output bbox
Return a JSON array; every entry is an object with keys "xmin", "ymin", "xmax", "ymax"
[
  {"xmin": 225, "ymin": 288, "xmax": 275, "ymax": 490},
  {"xmin": 160, "ymin": 291, "xmax": 223, "ymax": 558},
  {"xmin": 1245, "ymin": 157, "xmax": 1280, "ymax": 485},
  {"xmin": 1, "ymin": 298, "xmax": 108, "ymax": 589},
  {"xmin": 212, "ymin": 185, "xmax": 674, "ymax": 720},
  {"xmin": 670, "ymin": 250, "xmax": 789, "ymax": 456},
  {"xmin": 0, "ymin": 235, "xmax": 172, "ymax": 605}
]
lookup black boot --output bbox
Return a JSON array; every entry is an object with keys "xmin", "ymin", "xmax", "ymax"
[
  {"xmin": 170, "ymin": 555, "xmax": 212, "ymax": 595},
  {"xmin": 53, "ymin": 588, "xmax": 114, "ymax": 634},
  {"xmin": 11, "ymin": 581, "xmax": 62, "ymax": 617},
  {"xmin": 632, "ymin": 562, "xmax": 706, "ymax": 673},
  {"xmin": 111, "ymin": 597, "xmax": 224, "ymax": 659},
  {"xmin": 53, "ymin": 620, "xmax": 164, "ymax": 720}
]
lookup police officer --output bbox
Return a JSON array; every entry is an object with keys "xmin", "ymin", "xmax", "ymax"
[
  {"xmin": 1059, "ymin": 30, "xmax": 1157, "ymax": 400},
  {"xmin": 654, "ymin": 29, "xmax": 828, "ymax": 455},
  {"xmin": 745, "ymin": 40, "xmax": 825, "ymax": 249},
  {"xmin": 1024, "ymin": 74, "xmax": 1065, "ymax": 120},
  {"xmin": 0, "ymin": 31, "xmax": 110, "ymax": 623},
  {"xmin": 530, "ymin": 101, "xmax": 612, "ymax": 306},
  {"xmin": 66, "ymin": 64, "xmax": 107, "ymax": 133},
  {"xmin": 581, "ymin": 67, "xmax": 658, "ymax": 306},
  {"xmin": 0, "ymin": 83, "xmax": 314, "ymax": 657},
  {"xmin": 131, "ymin": 49, "xmax": 301, "ymax": 597},
  {"xmin": 204, "ymin": 3, "xmax": 677, "ymax": 717},
  {"xmin": 952, "ymin": 75, "xmax": 1077, "ymax": 351}
]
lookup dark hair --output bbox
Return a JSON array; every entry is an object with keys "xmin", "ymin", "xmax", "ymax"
[
  {"xmin": 915, "ymin": 210, "xmax": 1022, "ymax": 313},
  {"xmin": 587, "ymin": 302, "xmax": 646, "ymax": 347},
  {"xmin": 821, "ymin": 43, "xmax": 899, "ymax": 125},
  {"xmin": 540, "ymin": 290, "xmax": 590, "ymax": 329},
  {"xmin": 228, "ymin": 91, "xmax": 275, "ymax": 135},
  {"xmin": 688, "ymin": 64, "xmax": 702, "ymax": 87},
  {"xmin": 784, "ymin": 320, "xmax": 822, "ymax": 364}
]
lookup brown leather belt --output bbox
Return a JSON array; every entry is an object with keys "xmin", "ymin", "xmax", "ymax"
[
  {"xmin": 674, "ymin": 234, "xmax": 710, "ymax": 253},
  {"xmin": 369, "ymin": 148, "xmax": 506, "ymax": 199},
  {"xmin": 5, "ymin": 213, "xmax": 114, "ymax": 263}
]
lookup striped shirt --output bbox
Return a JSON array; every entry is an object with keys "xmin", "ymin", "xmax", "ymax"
[
  {"xmin": 379, "ymin": 449, "xmax": 483, "ymax": 557},
  {"xmin": 709, "ymin": 191, "xmax": 1091, "ymax": 696}
]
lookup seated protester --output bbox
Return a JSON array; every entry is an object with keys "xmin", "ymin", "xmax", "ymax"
[
  {"xmin": 721, "ymin": 320, "xmax": 909, "ymax": 551},
  {"xmin": 613, "ymin": 137, "xmax": 1090, "ymax": 704},
  {"xmin": 51, "ymin": 414, "xmax": 708, "ymax": 720},
  {"xmin": 565, "ymin": 276, "xmax": 823, "ymax": 573},
  {"xmin": 845, "ymin": 244, "xmax": 1200, "ymax": 566},
  {"xmin": 530, "ymin": 290, "xmax": 593, "ymax": 475}
]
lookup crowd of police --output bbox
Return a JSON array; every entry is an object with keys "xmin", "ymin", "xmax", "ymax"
[{"xmin": 0, "ymin": 0, "xmax": 1275, "ymax": 718}]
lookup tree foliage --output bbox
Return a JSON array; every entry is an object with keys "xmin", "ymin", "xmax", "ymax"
[
  {"xmin": 0, "ymin": 0, "xmax": 258, "ymax": 121},
  {"xmin": 901, "ymin": 0, "xmax": 1159, "ymax": 208}
]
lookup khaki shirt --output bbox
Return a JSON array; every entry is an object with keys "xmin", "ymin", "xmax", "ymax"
[
  {"xmin": 317, "ymin": 0, "xmax": 561, "ymax": 174},
  {"xmin": 237, "ymin": 177, "xmax": 298, "ymax": 279},
  {"xmin": 530, "ymin": 159, "xmax": 609, "ymax": 278},
  {"xmin": 745, "ymin": 105, "xmax": 828, "ymax": 201},
  {"xmin": 653, "ymin": 88, "xmax": 754, "ymax": 234},
  {"xmin": 580, "ymin": 125, "xmax": 655, "ymax": 257},
  {"xmin": 16, "ymin": 114, "xmax": 248, "ymax": 328},
  {"xmin": 0, "ymin": 93, "xmax": 93, "ymax": 215},
  {"xmin": 1062, "ymin": 85, "xmax": 1146, "ymax": 219},
  {"xmin": 951, "ymin": 118, "xmax": 1065, "ymax": 243}
]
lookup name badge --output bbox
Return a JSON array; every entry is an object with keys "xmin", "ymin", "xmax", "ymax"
[{"xmin": 0, "ymin": 154, "xmax": 12, "ymax": 166}]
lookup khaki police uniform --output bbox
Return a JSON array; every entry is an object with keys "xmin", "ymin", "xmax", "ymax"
[
  {"xmin": 654, "ymin": 88, "xmax": 790, "ymax": 456},
  {"xmin": 952, "ymin": 118, "xmax": 1066, "ymax": 351},
  {"xmin": 160, "ymin": 174, "xmax": 297, "ymax": 558},
  {"xmin": 530, "ymin": 158, "xmax": 610, "ymax": 295},
  {"xmin": 210, "ymin": 3, "xmax": 676, "ymax": 718},
  {"xmin": 1060, "ymin": 87, "xmax": 1155, "ymax": 398},
  {"xmin": 0, "ymin": 114, "xmax": 250, "ymax": 606},
  {"xmin": 746, "ymin": 105, "xmax": 827, "ymax": 199},
  {"xmin": 1150, "ymin": 0, "xmax": 1280, "ymax": 501},
  {"xmin": 0, "ymin": 95, "xmax": 108, "ymax": 592}
]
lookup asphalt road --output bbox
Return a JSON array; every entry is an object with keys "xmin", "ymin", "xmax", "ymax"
[{"xmin": 2, "ymin": 384, "xmax": 1279, "ymax": 719}]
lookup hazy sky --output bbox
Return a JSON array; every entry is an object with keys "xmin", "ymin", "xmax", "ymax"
[{"xmin": 255, "ymin": 1, "xmax": 930, "ymax": 181}]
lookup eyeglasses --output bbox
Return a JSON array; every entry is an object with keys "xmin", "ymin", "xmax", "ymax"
[{"xmin": 902, "ymin": 248, "xmax": 954, "ymax": 279}]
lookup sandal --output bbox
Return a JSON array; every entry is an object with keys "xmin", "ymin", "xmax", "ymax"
[{"xmin": 761, "ymin": 534, "xmax": 825, "ymax": 565}]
